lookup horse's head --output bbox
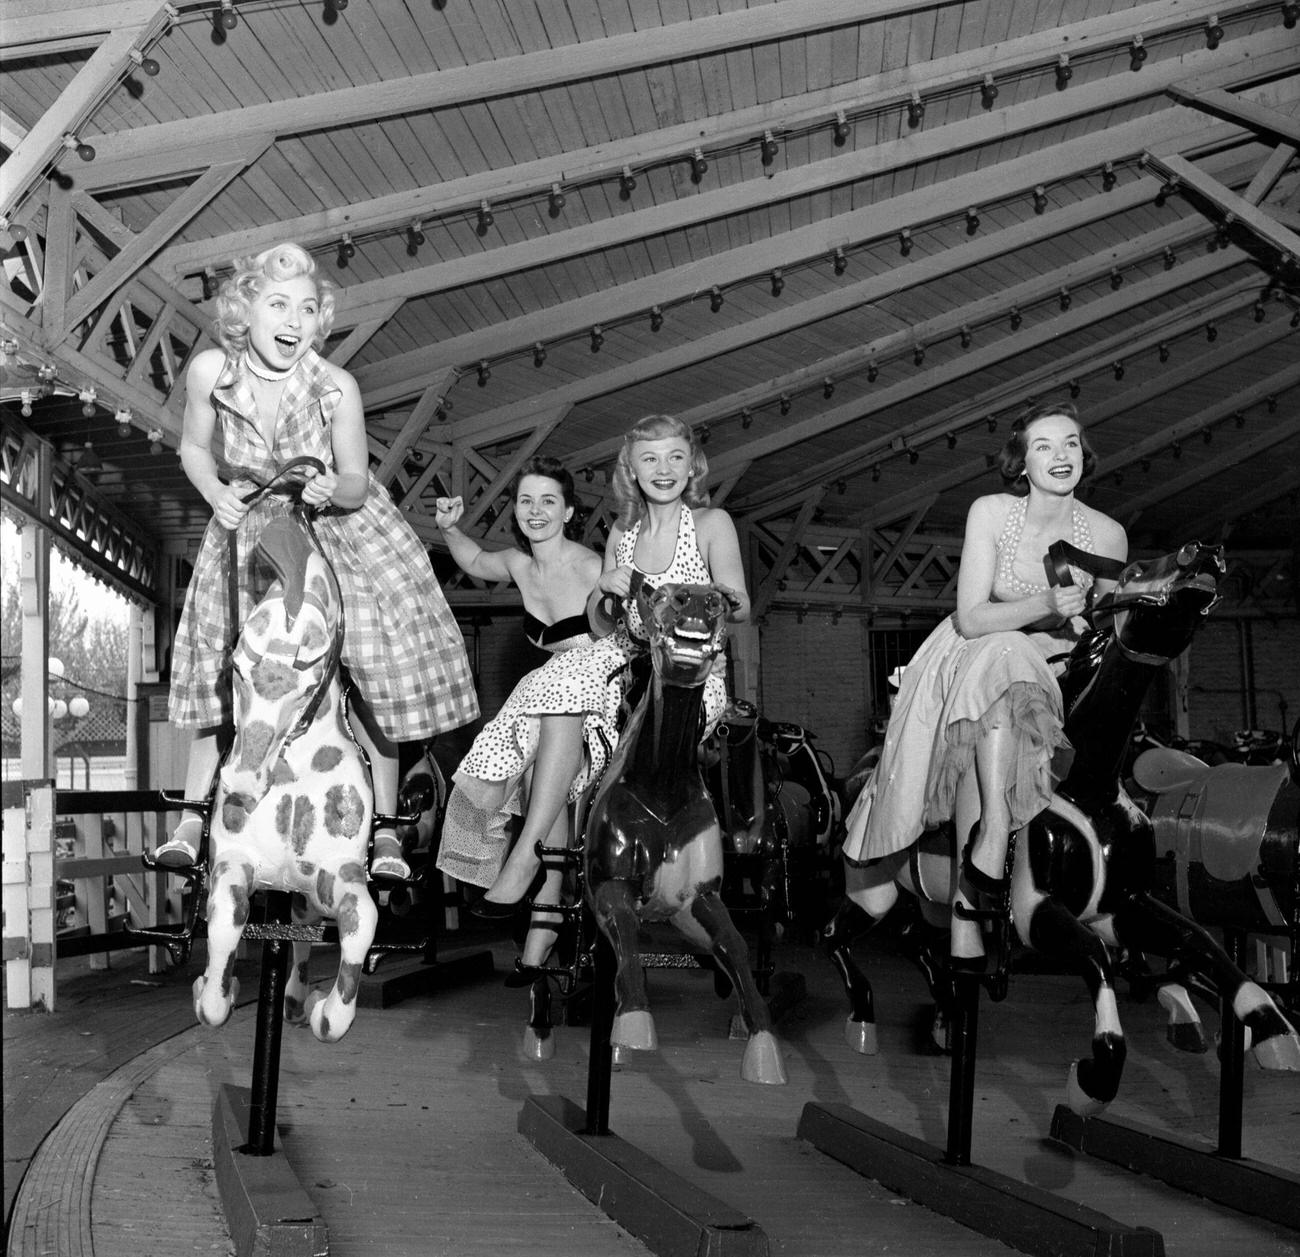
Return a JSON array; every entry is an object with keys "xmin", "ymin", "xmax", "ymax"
[
  {"xmin": 220, "ymin": 519, "xmax": 343, "ymax": 820},
  {"xmin": 1096, "ymin": 541, "xmax": 1225, "ymax": 664},
  {"xmin": 642, "ymin": 582, "xmax": 731, "ymax": 687}
]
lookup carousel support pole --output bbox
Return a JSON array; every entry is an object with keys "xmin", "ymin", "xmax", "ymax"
[
  {"xmin": 584, "ymin": 927, "xmax": 616, "ymax": 1136},
  {"xmin": 212, "ymin": 888, "xmax": 328, "ymax": 1256},
  {"xmin": 1216, "ymin": 928, "xmax": 1246, "ymax": 1160},
  {"xmin": 246, "ymin": 890, "xmax": 292, "ymax": 1155},
  {"xmin": 520, "ymin": 919, "xmax": 769, "ymax": 1255},
  {"xmin": 944, "ymin": 969, "xmax": 981, "ymax": 1166}
]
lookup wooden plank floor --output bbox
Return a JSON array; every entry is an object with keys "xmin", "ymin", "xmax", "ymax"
[{"xmin": 9, "ymin": 926, "xmax": 1300, "ymax": 1257}]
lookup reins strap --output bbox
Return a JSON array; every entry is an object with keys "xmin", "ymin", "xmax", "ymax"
[
  {"xmin": 1047, "ymin": 539, "xmax": 1126, "ymax": 587},
  {"xmin": 225, "ymin": 455, "xmax": 329, "ymax": 653}
]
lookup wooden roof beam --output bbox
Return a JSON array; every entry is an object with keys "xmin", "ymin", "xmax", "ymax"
[
  {"xmin": 89, "ymin": 0, "xmax": 1268, "ymax": 175},
  {"xmin": 1122, "ymin": 411, "xmax": 1300, "ymax": 525},
  {"xmin": 331, "ymin": 37, "xmax": 1293, "ymax": 330},
  {"xmin": 754, "ymin": 302, "xmax": 1289, "ymax": 517},
  {"xmin": 353, "ymin": 105, "xmax": 1268, "ymax": 402},
  {"xmin": 856, "ymin": 331, "xmax": 1299, "ymax": 530},
  {"xmin": 1166, "ymin": 84, "xmax": 1300, "ymax": 147},
  {"xmin": 574, "ymin": 219, "xmax": 1241, "ymax": 478},
  {"xmin": 434, "ymin": 148, "xmax": 1263, "ymax": 451},
  {"xmin": 157, "ymin": 9, "xmax": 1291, "ymax": 283},
  {"xmin": 1143, "ymin": 151, "xmax": 1300, "ymax": 263}
]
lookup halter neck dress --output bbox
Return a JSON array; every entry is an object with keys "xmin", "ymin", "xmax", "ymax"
[
  {"xmin": 437, "ymin": 506, "xmax": 728, "ymax": 887},
  {"xmin": 168, "ymin": 350, "xmax": 479, "ymax": 740},
  {"xmin": 842, "ymin": 495, "xmax": 1095, "ymax": 864}
]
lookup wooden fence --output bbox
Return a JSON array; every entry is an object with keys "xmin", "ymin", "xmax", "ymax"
[{"xmin": 4, "ymin": 780, "xmax": 184, "ymax": 1010}]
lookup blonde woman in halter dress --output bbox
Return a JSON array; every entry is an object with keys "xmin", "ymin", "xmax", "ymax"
[
  {"xmin": 842, "ymin": 400, "xmax": 1127, "ymax": 963},
  {"xmin": 465, "ymin": 414, "xmax": 749, "ymax": 980}
]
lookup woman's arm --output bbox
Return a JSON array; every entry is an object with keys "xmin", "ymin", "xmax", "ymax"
[
  {"xmin": 179, "ymin": 350, "xmax": 252, "ymax": 532},
  {"xmin": 303, "ymin": 365, "xmax": 368, "ymax": 510},
  {"xmin": 696, "ymin": 507, "xmax": 751, "ymax": 622},
  {"xmin": 434, "ymin": 496, "xmax": 519, "ymax": 583},
  {"xmin": 953, "ymin": 496, "xmax": 1086, "ymax": 638},
  {"xmin": 587, "ymin": 527, "xmax": 631, "ymax": 634}
]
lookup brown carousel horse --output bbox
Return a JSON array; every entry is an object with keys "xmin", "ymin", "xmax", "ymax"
[
  {"xmin": 192, "ymin": 514, "xmax": 378, "ymax": 1043},
  {"xmin": 822, "ymin": 540, "xmax": 1300, "ymax": 1114},
  {"xmin": 583, "ymin": 577, "xmax": 787, "ymax": 1084}
]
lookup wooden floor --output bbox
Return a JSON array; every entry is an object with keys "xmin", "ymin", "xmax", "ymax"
[{"xmin": 6, "ymin": 923, "xmax": 1299, "ymax": 1257}]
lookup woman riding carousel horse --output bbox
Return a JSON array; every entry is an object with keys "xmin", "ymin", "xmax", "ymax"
[
  {"xmin": 447, "ymin": 414, "xmax": 749, "ymax": 983},
  {"xmin": 156, "ymin": 242, "xmax": 479, "ymax": 876},
  {"xmin": 433, "ymin": 458, "xmax": 602, "ymax": 976},
  {"xmin": 836, "ymin": 400, "xmax": 1128, "ymax": 968}
]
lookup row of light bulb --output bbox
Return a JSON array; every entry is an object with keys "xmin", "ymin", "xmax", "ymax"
[{"xmin": 10, "ymin": 695, "xmax": 90, "ymax": 720}]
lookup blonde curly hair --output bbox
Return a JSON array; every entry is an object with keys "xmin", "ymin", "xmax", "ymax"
[
  {"xmin": 213, "ymin": 242, "xmax": 336, "ymax": 356},
  {"xmin": 609, "ymin": 414, "xmax": 710, "ymax": 531}
]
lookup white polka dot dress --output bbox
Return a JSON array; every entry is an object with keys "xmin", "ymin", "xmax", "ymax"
[{"xmin": 436, "ymin": 507, "xmax": 729, "ymax": 886}]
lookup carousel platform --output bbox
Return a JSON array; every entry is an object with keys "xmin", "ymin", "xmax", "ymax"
[{"xmin": 5, "ymin": 922, "xmax": 1298, "ymax": 1257}]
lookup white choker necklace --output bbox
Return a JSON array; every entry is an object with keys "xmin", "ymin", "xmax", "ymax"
[{"xmin": 243, "ymin": 352, "xmax": 296, "ymax": 382}]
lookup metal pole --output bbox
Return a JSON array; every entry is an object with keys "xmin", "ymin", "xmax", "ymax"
[
  {"xmin": 584, "ymin": 929, "xmax": 616, "ymax": 1136},
  {"xmin": 1216, "ymin": 929, "xmax": 1246, "ymax": 1160},
  {"xmin": 944, "ymin": 971, "xmax": 981, "ymax": 1166},
  {"xmin": 246, "ymin": 891, "xmax": 292, "ymax": 1155}
]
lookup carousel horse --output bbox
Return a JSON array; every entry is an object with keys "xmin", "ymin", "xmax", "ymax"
[
  {"xmin": 823, "ymin": 540, "xmax": 1300, "ymax": 1114},
  {"xmin": 761, "ymin": 717, "xmax": 843, "ymax": 850},
  {"xmin": 583, "ymin": 578, "xmax": 787, "ymax": 1084},
  {"xmin": 1126, "ymin": 740, "xmax": 1298, "ymax": 1048},
  {"xmin": 192, "ymin": 515, "xmax": 377, "ymax": 1043}
]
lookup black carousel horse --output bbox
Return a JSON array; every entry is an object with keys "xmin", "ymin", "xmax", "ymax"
[
  {"xmin": 822, "ymin": 540, "xmax": 1300, "ymax": 1113},
  {"xmin": 583, "ymin": 578, "xmax": 787, "ymax": 1084}
]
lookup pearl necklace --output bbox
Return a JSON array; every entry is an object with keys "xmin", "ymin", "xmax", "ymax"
[{"xmin": 243, "ymin": 351, "xmax": 296, "ymax": 382}]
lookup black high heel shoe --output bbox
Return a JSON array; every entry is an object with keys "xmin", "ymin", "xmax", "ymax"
[
  {"xmin": 960, "ymin": 824, "xmax": 1010, "ymax": 898},
  {"xmin": 468, "ymin": 863, "xmax": 547, "ymax": 920},
  {"xmin": 502, "ymin": 916, "xmax": 565, "ymax": 987}
]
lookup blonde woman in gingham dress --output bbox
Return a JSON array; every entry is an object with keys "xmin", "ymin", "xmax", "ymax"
[{"xmin": 157, "ymin": 243, "xmax": 478, "ymax": 878}]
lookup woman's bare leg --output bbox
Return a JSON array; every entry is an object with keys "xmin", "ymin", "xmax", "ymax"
[
  {"xmin": 350, "ymin": 693, "xmax": 405, "ymax": 878},
  {"xmin": 154, "ymin": 726, "xmax": 223, "ymax": 866},
  {"xmin": 949, "ymin": 722, "xmax": 1017, "ymax": 960},
  {"xmin": 482, "ymin": 714, "xmax": 584, "ymax": 906}
]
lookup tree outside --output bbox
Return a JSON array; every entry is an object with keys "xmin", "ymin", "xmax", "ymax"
[{"xmin": 1, "ymin": 515, "xmax": 132, "ymax": 787}]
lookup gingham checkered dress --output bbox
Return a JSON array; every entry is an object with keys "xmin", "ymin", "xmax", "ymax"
[{"xmin": 168, "ymin": 351, "xmax": 479, "ymax": 740}]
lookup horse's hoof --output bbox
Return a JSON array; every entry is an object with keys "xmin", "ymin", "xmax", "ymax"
[
  {"xmin": 192, "ymin": 975, "xmax": 236, "ymax": 1028},
  {"xmin": 1065, "ymin": 1060, "xmax": 1109, "ymax": 1118},
  {"xmin": 522, "ymin": 1026, "xmax": 555, "ymax": 1062},
  {"xmin": 611, "ymin": 1010, "xmax": 658, "ymax": 1051},
  {"xmin": 844, "ymin": 1017, "xmax": 878, "ymax": 1056},
  {"xmin": 1252, "ymin": 1031, "xmax": 1300, "ymax": 1072},
  {"xmin": 741, "ymin": 1030, "xmax": 787, "ymax": 1085},
  {"xmin": 1157, "ymin": 985, "xmax": 1207, "ymax": 1054},
  {"xmin": 611, "ymin": 1044, "xmax": 628, "ymax": 1070}
]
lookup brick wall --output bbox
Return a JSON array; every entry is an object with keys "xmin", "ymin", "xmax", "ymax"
[
  {"xmin": 1184, "ymin": 616, "xmax": 1298, "ymax": 745},
  {"xmin": 755, "ymin": 610, "xmax": 874, "ymax": 781}
]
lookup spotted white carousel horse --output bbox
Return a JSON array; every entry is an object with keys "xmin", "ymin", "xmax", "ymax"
[
  {"xmin": 583, "ymin": 579, "xmax": 787, "ymax": 1084},
  {"xmin": 192, "ymin": 515, "xmax": 377, "ymax": 1043},
  {"xmin": 822, "ymin": 540, "xmax": 1300, "ymax": 1114}
]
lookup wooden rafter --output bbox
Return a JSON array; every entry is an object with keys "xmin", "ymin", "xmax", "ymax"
[
  {"xmin": 352, "ymin": 99, "xmax": 1284, "ymax": 404},
  {"xmin": 150, "ymin": 1, "xmax": 1283, "ymax": 280}
]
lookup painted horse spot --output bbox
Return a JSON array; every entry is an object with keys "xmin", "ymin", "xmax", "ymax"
[
  {"xmin": 324, "ymin": 784, "xmax": 365, "ymax": 839},
  {"xmin": 235, "ymin": 721, "xmax": 275, "ymax": 772},
  {"xmin": 312, "ymin": 745, "xmax": 344, "ymax": 773},
  {"xmin": 316, "ymin": 867, "xmax": 335, "ymax": 908},
  {"xmin": 221, "ymin": 794, "xmax": 253, "ymax": 833},
  {"xmin": 275, "ymin": 794, "xmax": 292, "ymax": 838},
  {"xmin": 291, "ymin": 796, "xmax": 317, "ymax": 855},
  {"xmin": 250, "ymin": 655, "xmax": 298, "ymax": 701},
  {"xmin": 270, "ymin": 759, "xmax": 297, "ymax": 786}
]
